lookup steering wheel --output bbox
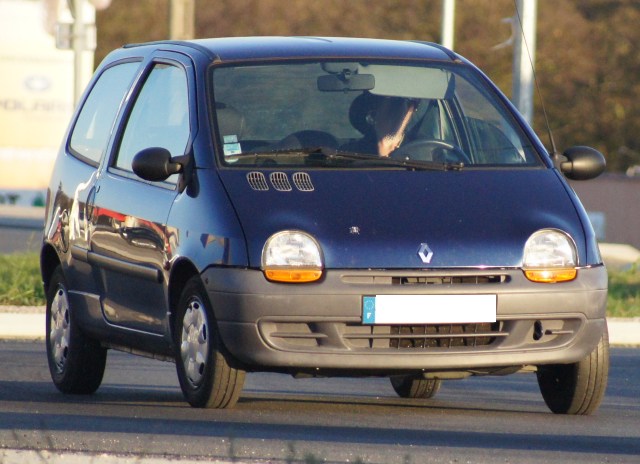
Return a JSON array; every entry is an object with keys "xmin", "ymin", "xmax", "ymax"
[{"xmin": 390, "ymin": 139, "xmax": 471, "ymax": 165}]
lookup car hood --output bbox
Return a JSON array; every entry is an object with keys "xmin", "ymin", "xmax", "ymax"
[{"xmin": 218, "ymin": 168, "xmax": 585, "ymax": 269}]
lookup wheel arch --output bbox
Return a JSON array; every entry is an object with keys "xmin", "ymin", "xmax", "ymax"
[
  {"xmin": 167, "ymin": 258, "xmax": 200, "ymax": 341},
  {"xmin": 40, "ymin": 244, "xmax": 61, "ymax": 294}
]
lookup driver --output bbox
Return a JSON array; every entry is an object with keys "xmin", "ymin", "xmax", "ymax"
[
  {"xmin": 372, "ymin": 97, "xmax": 417, "ymax": 157},
  {"xmin": 343, "ymin": 93, "xmax": 417, "ymax": 157}
]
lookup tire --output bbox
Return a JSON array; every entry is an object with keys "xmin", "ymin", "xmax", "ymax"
[
  {"xmin": 175, "ymin": 276, "xmax": 245, "ymax": 408},
  {"xmin": 390, "ymin": 375, "xmax": 441, "ymax": 399},
  {"xmin": 46, "ymin": 266, "xmax": 107, "ymax": 394},
  {"xmin": 537, "ymin": 324, "xmax": 610, "ymax": 415}
]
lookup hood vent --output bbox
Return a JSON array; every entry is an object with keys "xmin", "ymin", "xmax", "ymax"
[
  {"xmin": 247, "ymin": 171, "xmax": 314, "ymax": 192},
  {"xmin": 270, "ymin": 172, "xmax": 292, "ymax": 191},
  {"xmin": 292, "ymin": 172, "xmax": 314, "ymax": 191},
  {"xmin": 246, "ymin": 172, "xmax": 269, "ymax": 191}
]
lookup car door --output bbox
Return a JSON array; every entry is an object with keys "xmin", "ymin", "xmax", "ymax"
[
  {"xmin": 88, "ymin": 52, "xmax": 195, "ymax": 335},
  {"xmin": 61, "ymin": 60, "xmax": 141, "ymax": 299}
]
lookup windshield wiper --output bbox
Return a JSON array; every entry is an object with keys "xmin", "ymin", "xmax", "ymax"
[
  {"xmin": 325, "ymin": 149, "xmax": 464, "ymax": 171},
  {"xmin": 225, "ymin": 147, "xmax": 331, "ymax": 163},
  {"xmin": 227, "ymin": 147, "xmax": 464, "ymax": 171}
]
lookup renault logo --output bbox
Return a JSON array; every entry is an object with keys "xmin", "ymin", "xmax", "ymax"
[{"xmin": 418, "ymin": 243, "xmax": 433, "ymax": 264}]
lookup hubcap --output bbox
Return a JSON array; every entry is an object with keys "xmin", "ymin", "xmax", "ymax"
[
  {"xmin": 180, "ymin": 298, "xmax": 210, "ymax": 387},
  {"xmin": 49, "ymin": 285, "xmax": 70, "ymax": 373}
]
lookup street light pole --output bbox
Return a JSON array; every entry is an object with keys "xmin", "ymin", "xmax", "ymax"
[
  {"xmin": 512, "ymin": 0, "xmax": 537, "ymax": 126},
  {"xmin": 169, "ymin": 0, "xmax": 195, "ymax": 40},
  {"xmin": 441, "ymin": 0, "xmax": 455, "ymax": 50},
  {"xmin": 71, "ymin": 0, "xmax": 86, "ymax": 106},
  {"xmin": 57, "ymin": 1, "xmax": 108, "ymax": 105}
]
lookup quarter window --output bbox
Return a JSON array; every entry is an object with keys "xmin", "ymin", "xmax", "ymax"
[
  {"xmin": 69, "ymin": 61, "xmax": 139, "ymax": 164},
  {"xmin": 115, "ymin": 63, "xmax": 190, "ymax": 182}
]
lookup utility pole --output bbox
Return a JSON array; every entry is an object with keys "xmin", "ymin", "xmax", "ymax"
[
  {"xmin": 441, "ymin": 0, "xmax": 455, "ymax": 50},
  {"xmin": 71, "ymin": 0, "xmax": 92, "ymax": 106},
  {"xmin": 57, "ymin": 0, "xmax": 111, "ymax": 105},
  {"xmin": 169, "ymin": 0, "xmax": 196, "ymax": 40},
  {"xmin": 512, "ymin": 0, "xmax": 537, "ymax": 125}
]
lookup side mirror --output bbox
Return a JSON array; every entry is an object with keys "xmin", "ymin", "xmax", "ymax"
[
  {"xmin": 559, "ymin": 146, "xmax": 606, "ymax": 181},
  {"xmin": 132, "ymin": 147, "xmax": 183, "ymax": 182}
]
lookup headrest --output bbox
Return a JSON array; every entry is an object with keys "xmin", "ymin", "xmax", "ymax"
[
  {"xmin": 348, "ymin": 92, "xmax": 383, "ymax": 136},
  {"xmin": 216, "ymin": 103, "xmax": 245, "ymax": 138}
]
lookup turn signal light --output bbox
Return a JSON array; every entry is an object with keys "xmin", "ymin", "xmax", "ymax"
[
  {"xmin": 524, "ymin": 268, "xmax": 577, "ymax": 283},
  {"xmin": 263, "ymin": 268, "xmax": 323, "ymax": 283}
]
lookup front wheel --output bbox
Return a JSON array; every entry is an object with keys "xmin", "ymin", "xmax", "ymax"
[
  {"xmin": 537, "ymin": 324, "xmax": 610, "ymax": 415},
  {"xmin": 175, "ymin": 276, "xmax": 246, "ymax": 408},
  {"xmin": 390, "ymin": 375, "xmax": 441, "ymax": 399},
  {"xmin": 46, "ymin": 266, "xmax": 106, "ymax": 394}
]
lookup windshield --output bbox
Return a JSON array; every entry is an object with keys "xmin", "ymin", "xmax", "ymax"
[{"xmin": 211, "ymin": 61, "xmax": 543, "ymax": 169}]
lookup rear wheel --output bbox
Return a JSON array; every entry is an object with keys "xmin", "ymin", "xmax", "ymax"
[
  {"xmin": 46, "ymin": 266, "xmax": 106, "ymax": 394},
  {"xmin": 537, "ymin": 324, "xmax": 609, "ymax": 415},
  {"xmin": 390, "ymin": 375, "xmax": 441, "ymax": 399},
  {"xmin": 175, "ymin": 276, "xmax": 245, "ymax": 408}
]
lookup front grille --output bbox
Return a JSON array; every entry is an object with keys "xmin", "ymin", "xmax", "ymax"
[
  {"xmin": 345, "ymin": 322, "xmax": 504, "ymax": 349},
  {"xmin": 341, "ymin": 273, "xmax": 509, "ymax": 286},
  {"xmin": 259, "ymin": 317, "xmax": 580, "ymax": 354},
  {"xmin": 397, "ymin": 275, "xmax": 506, "ymax": 285},
  {"xmin": 261, "ymin": 320, "xmax": 508, "ymax": 352},
  {"xmin": 388, "ymin": 323, "xmax": 498, "ymax": 348}
]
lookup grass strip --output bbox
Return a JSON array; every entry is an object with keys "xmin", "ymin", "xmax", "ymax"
[{"xmin": 0, "ymin": 252, "xmax": 44, "ymax": 306}]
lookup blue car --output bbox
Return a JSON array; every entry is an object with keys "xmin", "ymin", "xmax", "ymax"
[{"xmin": 41, "ymin": 37, "xmax": 608, "ymax": 414}]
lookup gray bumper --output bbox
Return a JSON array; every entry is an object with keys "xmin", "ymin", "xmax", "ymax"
[{"xmin": 202, "ymin": 266, "xmax": 608, "ymax": 372}]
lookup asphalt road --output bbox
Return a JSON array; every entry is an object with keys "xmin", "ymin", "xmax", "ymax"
[{"xmin": 0, "ymin": 341, "xmax": 638, "ymax": 463}]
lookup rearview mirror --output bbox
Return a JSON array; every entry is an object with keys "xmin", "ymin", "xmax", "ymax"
[{"xmin": 559, "ymin": 146, "xmax": 606, "ymax": 181}]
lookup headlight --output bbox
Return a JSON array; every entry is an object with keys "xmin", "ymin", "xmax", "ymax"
[
  {"xmin": 522, "ymin": 229, "xmax": 577, "ymax": 283},
  {"xmin": 261, "ymin": 230, "xmax": 323, "ymax": 283}
]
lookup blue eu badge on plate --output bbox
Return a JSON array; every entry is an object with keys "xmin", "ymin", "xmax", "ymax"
[{"xmin": 362, "ymin": 296, "xmax": 376, "ymax": 324}]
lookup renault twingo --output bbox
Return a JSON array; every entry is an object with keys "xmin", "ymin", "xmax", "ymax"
[{"xmin": 41, "ymin": 37, "xmax": 608, "ymax": 414}]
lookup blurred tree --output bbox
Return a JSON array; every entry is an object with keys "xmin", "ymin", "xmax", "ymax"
[
  {"xmin": 95, "ymin": 0, "xmax": 640, "ymax": 172},
  {"xmin": 95, "ymin": 0, "xmax": 168, "ymax": 64}
]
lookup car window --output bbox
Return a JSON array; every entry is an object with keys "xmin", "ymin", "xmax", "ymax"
[
  {"xmin": 211, "ymin": 61, "xmax": 542, "ymax": 168},
  {"xmin": 213, "ymin": 64, "xmax": 359, "ymax": 146},
  {"xmin": 115, "ymin": 62, "xmax": 190, "ymax": 182},
  {"xmin": 453, "ymin": 76, "xmax": 536, "ymax": 165},
  {"xmin": 69, "ymin": 61, "xmax": 140, "ymax": 164}
]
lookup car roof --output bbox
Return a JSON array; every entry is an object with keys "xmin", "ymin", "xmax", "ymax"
[{"xmin": 121, "ymin": 36, "xmax": 458, "ymax": 64}]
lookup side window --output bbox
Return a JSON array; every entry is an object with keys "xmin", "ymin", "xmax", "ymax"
[
  {"xmin": 69, "ymin": 62, "xmax": 139, "ymax": 164},
  {"xmin": 454, "ymin": 77, "xmax": 537, "ymax": 165},
  {"xmin": 412, "ymin": 100, "xmax": 457, "ymax": 145},
  {"xmin": 115, "ymin": 63, "xmax": 190, "ymax": 181}
]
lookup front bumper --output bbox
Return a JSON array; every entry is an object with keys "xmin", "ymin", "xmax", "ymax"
[{"xmin": 203, "ymin": 266, "xmax": 608, "ymax": 373}]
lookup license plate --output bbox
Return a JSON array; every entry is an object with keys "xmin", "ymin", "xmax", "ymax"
[{"xmin": 362, "ymin": 294, "xmax": 496, "ymax": 325}]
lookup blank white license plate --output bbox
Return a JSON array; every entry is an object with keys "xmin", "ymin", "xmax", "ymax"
[{"xmin": 362, "ymin": 294, "xmax": 496, "ymax": 325}]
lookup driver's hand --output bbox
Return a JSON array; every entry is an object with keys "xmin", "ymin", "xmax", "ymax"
[{"xmin": 375, "ymin": 99, "xmax": 416, "ymax": 157}]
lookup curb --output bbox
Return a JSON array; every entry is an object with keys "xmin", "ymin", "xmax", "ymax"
[
  {"xmin": 607, "ymin": 317, "xmax": 640, "ymax": 347},
  {"xmin": 0, "ymin": 306, "xmax": 45, "ymax": 340},
  {"xmin": 1, "ymin": 306, "xmax": 638, "ymax": 346},
  {"xmin": 0, "ymin": 449, "xmax": 240, "ymax": 464}
]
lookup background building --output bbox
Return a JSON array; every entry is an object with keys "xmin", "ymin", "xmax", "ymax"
[{"xmin": 0, "ymin": 0, "xmax": 93, "ymax": 206}]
